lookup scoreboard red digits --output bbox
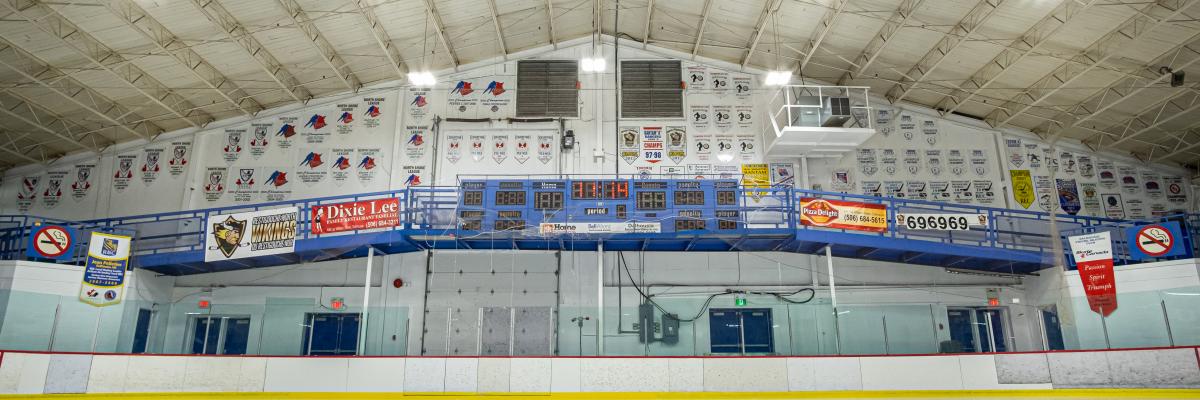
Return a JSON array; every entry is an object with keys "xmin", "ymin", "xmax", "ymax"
[{"xmin": 572, "ymin": 180, "xmax": 629, "ymax": 199}]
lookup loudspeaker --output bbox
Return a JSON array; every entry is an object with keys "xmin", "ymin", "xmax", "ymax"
[{"xmin": 1171, "ymin": 71, "xmax": 1185, "ymax": 87}]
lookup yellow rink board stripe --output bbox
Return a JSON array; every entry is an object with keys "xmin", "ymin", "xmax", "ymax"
[{"xmin": 2, "ymin": 390, "xmax": 1199, "ymax": 399}]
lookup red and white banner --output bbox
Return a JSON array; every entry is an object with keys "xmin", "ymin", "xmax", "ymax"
[
  {"xmin": 311, "ymin": 198, "xmax": 400, "ymax": 234},
  {"xmin": 798, "ymin": 198, "xmax": 888, "ymax": 233},
  {"xmin": 1067, "ymin": 231, "xmax": 1117, "ymax": 316}
]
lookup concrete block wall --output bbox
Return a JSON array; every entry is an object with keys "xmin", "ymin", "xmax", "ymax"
[{"xmin": 0, "ymin": 347, "xmax": 1196, "ymax": 394}]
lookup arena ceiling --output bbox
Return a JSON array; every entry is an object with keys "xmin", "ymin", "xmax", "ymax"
[{"xmin": 1, "ymin": 0, "xmax": 1200, "ymax": 173}]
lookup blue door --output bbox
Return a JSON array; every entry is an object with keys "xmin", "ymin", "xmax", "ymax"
[
  {"xmin": 131, "ymin": 309, "xmax": 153, "ymax": 354},
  {"xmin": 1042, "ymin": 307, "xmax": 1065, "ymax": 351},
  {"xmin": 708, "ymin": 308, "xmax": 774, "ymax": 354},
  {"xmin": 303, "ymin": 313, "xmax": 361, "ymax": 355}
]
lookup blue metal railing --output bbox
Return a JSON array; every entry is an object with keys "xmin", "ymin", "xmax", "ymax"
[
  {"xmin": 1061, "ymin": 213, "xmax": 1197, "ymax": 269},
  {"xmin": 0, "ymin": 182, "xmax": 1141, "ymax": 267},
  {"xmin": 0, "ymin": 215, "xmax": 137, "ymax": 264}
]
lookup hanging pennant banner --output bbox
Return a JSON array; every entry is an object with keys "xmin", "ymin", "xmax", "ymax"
[
  {"xmin": 263, "ymin": 168, "xmax": 293, "ymax": 202},
  {"xmin": 330, "ymin": 148, "xmax": 354, "ymax": 187},
  {"xmin": 167, "ymin": 141, "xmax": 190, "ymax": 178},
  {"xmin": 1067, "ymin": 231, "xmax": 1117, "ymax": 316},
  {"xmin": 1164, "ymin": 176, "xmax": 1187, "ymax": 204},
  {"xmin": 356, "ymin": 148, "xmax": 383, "ymax": 183},
  {"xmin": 694, "ymin": 134, "xmax": 712, "ymax": 161},
  {"xmin": 969, "ymin": 149, "xmax": 988, "ymax": 176},
  {"xmin": 249, "ymin": 123, "xmax": 271, "ymax": 159},
  {"xmin": 112, "ymin": 154, "xmax": 136, "ymax": 192},
  {"xmin": 1056, "ymin": 178, "xmax": 1081, "ymax": 215},
  {"xmin": 491, "ymin": 134, "xmax": 509, "ymax": 163},
  {"xmin": 898, "ymin": 114, "xmax": 916, "ymax": 141},
  {"xmin": 297, "ymin": 149, "xmax": 329, "ymax": 186},
  {"xmin": 1025, "ymin": 143, "xmax": 1042, "ymax": 169},
  {"xmin": 1141, "ymin": 171, "xmax": 1163, "ymax": 199},
  {"xmin": 690, "ymin": 105, "xmax": 710, "ymax": 131},
  {"xmin": 903, "ymin": 149, "xmax": 921, "ymax": 175},
  {"xmin": 925, "ymin": 150, "xmax": 943, "ymax": 176},
  {"xmin": 445, "ymin": 135, "xmax": 463, "ymax": 164},
  {"xmin": 733, "ymin": 74, "xmax": 753, "ymax": 101},
  {"xmin": 1097, "ymin": 160, "xmax": 1117, "ymax": 189},
  {"xmin": 140, "ymin": 147, "xmax": 163, "ymax": 186},
  {"xmin": 405, "ymin": 126, "xmax": 429, "ymax": 160},
  {"xmin": 929, "ymin": 181, "xmax": 950, "ymax": 201},
  {"xmin": 79, "ymin": 232, "xmax": 132, "ymax": 307},
  {"xmin": 799, "ymin": 198, "xmax": 887, "ymax": 232},
  {"xmin": 1005, "ymin": 138, "xmax": 1024, "ymax": 168},
  {"xmin": 1078, "ymin": 155, "xmax": 1095, "ymax": 178},
  {"xmin": 1010, "ymin": 170, "xmax": 1034, "ymax": 209},
  {"xmin": 513, "ymin": 135, "xmax": 532, "ymax": 164},
  {"xmin": 619, "ymin": 127, "xmax": 640, "ymax": 165},
  {"xmin": 42, "ymin": 170, "xmax": 66, "ymax": 209},
  {"xmin": 470, "ymin": 135, "xmax": 486, "ymax": 162},
  {"xmin": 1043, "ymin": 147, "xmax": 1058, "ymax": 173},
  {"xmin": 642, "ymin": 127, "xmax": 664, "ymax": 163},
  {"xmin": 875, "ymin": 109, "xmax": 894, "ymax": 137},
  {"xmin": 537, "ymin": 134, "xmax": 555, "ymax": 164},
  {"xmin": 831, "ymin": 169, "xmax": 853, "ymax": 192},
  {"xmin": 713, "ymin": 105, "xmax": 733, "ymax": 133},
  {"xmin": 1035, "ymin": 176, "xmax": 1054, "ymax": 211},
  {"xmin": 770, "ymin": 163, "xmax": 795, "ymax": 187},
  {"xmin": 685, "ymin": 65, "xmax": 708, "ymax": 89},
  {"xmin": 861, "ymin": 181, "xmax": 882, "ymax": 197},
  {"xmin": 666, "ymin": 126, "xmax": 687, "ymax": 164},
  {"xmin": 276, "ymin": 116, "xmax": 298, "ymax": 150},
  {"xmin": 906, "ymin": 181, "xmax": 928, "ymax": 200},
  {"xmin": 1080, "ymin": 183, "xmax": 1100, "ymax": 215},
  {"xmin": 1118, "ymin": 166, "xmax": 1139, "ymax": 194},
  {"xmin": 1060, "ymin": 151, "xmax": 1076, "ymax": 175},
  {"xmin": 880, "ymin": 149, "xmax": 898, "ymax": 175},
  {"xmin": 947, "ymin": 150, "xmax": 965, "ymax": 176},
  {"xmin": 222, "ymin": 128, "xmax": 244, "ymax": 163},
  {"xmin": 1102, "ymin": 193, "xmax": 1125, "ymax": 219},
  {"xmin": 715, "ymin": 136, "xmax": 734, "ymax": 161},
  {"xmin": 71, "ymin": 163, "xmax": 94, "ymax": 202},
  {"xmin": 920, "ymin": 118, "xmax": 938, "ymax": 145},
  {"xmin": 737, "ymin": 135, "xmax": 756, "ymax": 161},
  {"xmin": 857, "ymin": 149, "xmax": 878, "ymax": 176},
  {"xmin": 710, "ymin": 70, "xmax": 730, "ymax": 97},
  {"xmin": 203, "ymin": 167, "xmax": 227, "ymax": 202},
  {"xmin": 735, "ymin": 105, "xmax": 754, "ymax": 130}
]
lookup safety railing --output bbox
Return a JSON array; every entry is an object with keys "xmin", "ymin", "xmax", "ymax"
[
  {"xmin": 1, "ymin": 181, "xmax": 1137, "ymax": 266},
  {"xmin": 765, "ymin": 85, "xmax": 873, "ymax": 136},
  {"xmin": 1060, "ymin": 214, "xmax": 1197, "ymax": 269}
]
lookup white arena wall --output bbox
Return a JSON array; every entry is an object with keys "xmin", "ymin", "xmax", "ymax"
[{"xmin": 0, "ymin": 347, "xmax": 1197, "ymax": 395}]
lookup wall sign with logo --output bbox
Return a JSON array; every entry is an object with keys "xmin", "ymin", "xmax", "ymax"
[
  {"xmin": 1067, "ymin": 232, "xmax": 1116, "ymax": 316},
  {"xmin": 205, "ymin": 207, "xmax": 298, "ymax": 262},
  {"xmin": 799, "ymin": 198, "xmax": 887, "ymax": 232},
  {"xmin": 895, "ymin": 213, "xmax": 987, "ymax": 231},
  {"xmin": 538, "ymin": 222, "xmax": 661, "ymax": 234},
  {"xmin": 311, "ymin": 199, "xmax": 400, "ymax": 234},
  {"xmin": 79, "ymin": 232, "xmax": 132, "ymax": 307},
  {"xmin": 1126, "ymin": 222, "xmax": 1189, "ymax": 260}
]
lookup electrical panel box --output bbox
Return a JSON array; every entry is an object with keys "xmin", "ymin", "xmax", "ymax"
[{"xmin": 661, "ymin": 313, "xmax": 680, "ymax": 345}]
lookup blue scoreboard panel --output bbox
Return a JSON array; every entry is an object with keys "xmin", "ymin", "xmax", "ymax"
[{"xmin": 457, "ymin": 178, "xmax": 744, "ymax": 233}]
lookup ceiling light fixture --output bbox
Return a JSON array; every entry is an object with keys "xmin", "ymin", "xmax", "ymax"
[
  {"xmin": 765, "ymin": 71, "xmax": 792, "ymax": 86},
  {"xmin": 581, "ymin": 57, "xmax": 607, "ymax": 72},
  {"xmin": 408, "ymin": 71, "xmax": 437, "ymax": 87}
]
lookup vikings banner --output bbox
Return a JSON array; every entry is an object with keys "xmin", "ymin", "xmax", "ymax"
[
  {"xmin": 1068, "ymin": 232, "xmax": 1118, "ymax": 316},
  {"xmin": 79, "ymin": 232, "xmax": 132, "ymax": 307},
  {"xmin": 205, "ymin": 207, "xmax": 298, "ymax": 262},
  {"xmin": 666, "ymin": 126, "xmax": 687, "ymax": 164}
]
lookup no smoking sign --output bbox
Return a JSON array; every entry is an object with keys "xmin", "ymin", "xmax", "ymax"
[
  {"xmin": 1126, "ymin": 221, "xmax": 1189, "ymax": 260},
  {"xmin": 25, "ymin": 224, "xmax": 77, "ymax": 260}
]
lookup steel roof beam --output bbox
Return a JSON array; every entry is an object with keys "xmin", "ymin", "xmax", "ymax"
[
  {"xmin": 692, "ymin": 0, "xmax": 713, "ymax": 56},
  {"xmin": 0, "ymin": 131, "xmax": 41, "ymax": 164},
  {"xmin": 107, "ymin": 0, "xmax": 262, "ymax": 117},
  {"xmin": 935, "ymin": 0, "xmax": 1101, "ymax": 116},
  {"xmin": 275, "ymin": 0, "xmax": 361, "ymax": 92},
  {"xmin": 885, "ymin": 0, "xmax": 1005, "ymax": 104},
  {"xmin": 641, "ymin": 0, "xmax": 653, "ymax": 48},
  {"xmin": 984, "ymin": 0, "xmax": 1198, "ymax": 128},
  {"xmin": 837, "ymin": 0, "xmax": 924, "ymax": 85},
  {"xmin": 548, "ymin": 0, "xmax": 559, "ymax": 47},
  {"xmin": 0, "ymin": 90, "xmax": 97, "ymax": 152},
  {"xmin": 1, "ymin": 0, "xmax": 212, "ymax": 129},
  {"xmin": 190, "ymin": 0, "xmax": 311, "ymax": 104},
  {"xmin": 423, "ymin": 0, "xmax": 460, "ymax": 66},
  {"xmin": 486, "ymin": 0, "xmax": 508, "ymax": 56},
  {"xmin": 352, "ymin": 0, "xmax": 408, "ymax": 81},
  {"xmin": 0, "ymin": 38, "xmax": 160, "ymax": 140},
  {"xmin": 740, "ymin": 0, "xmax": 782, "ymax": 67},
  {"xmin": 796, "ymin": 0, "xmax": 849, "ymax": 72}
]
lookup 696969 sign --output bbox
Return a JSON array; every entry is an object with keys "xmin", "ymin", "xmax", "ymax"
[{"xmin": 896, "ymin": 213, "xmax": 988, "ymax": 231}]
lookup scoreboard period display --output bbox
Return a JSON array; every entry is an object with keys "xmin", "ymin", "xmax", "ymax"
[{"xmin": 457, "ymin": 178, "xmax": 745, "ymax": 233}]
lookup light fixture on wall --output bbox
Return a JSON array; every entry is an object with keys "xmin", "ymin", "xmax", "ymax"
[
  {"xmin": 581, "ymin": 57, "xmax": 607, "ymax": 72},
  {"xmin": 407, "ymin": 71, "xmax": 437, "ymax": 87},
  {"xmin": 764, "ymin": 71, "xmax": 792, "ymax": 86}
]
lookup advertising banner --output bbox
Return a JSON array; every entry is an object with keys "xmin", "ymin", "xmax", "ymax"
[
  {"xmin": 799, "ymin": 198, "xmax": 887, "ymax": 232},
  {"xmin": 1068, "ymin": 231, "xmax": 1117, "ymax": 316},
  {"xmin": 538, "ymin": 222, "xmax": 661, "ymax": 234},
  {"xmin": 311, "ymin": 198, "xmax": 400, "ymax": 235},
  {"xmin": 79, "ymin": 232, "xmax": 132, "ymax": 307},
  {"xmin": 895, "ymin": 213, "xmax": 987, "ymax": 230},
  {"xmin": 205, "ymin": 207, "xmax": 298, "ymax": 262}
]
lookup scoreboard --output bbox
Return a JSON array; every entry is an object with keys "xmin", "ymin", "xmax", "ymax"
[{"xmin": 457, "ymin": 178, "xmax": 745, "ymax": 233}]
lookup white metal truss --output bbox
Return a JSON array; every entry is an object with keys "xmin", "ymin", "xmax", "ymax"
[
  {"xmin": 984, "ymin": 0, "xmax": 1199, "ymax": 128},
  {"xmin": 190, "ymin": 0, "xmax": 311, "ymax": 104},
  {"xmin": 740, "ymin": 0, "xmax": 781, "ymax": 67},
  {"xmin": 275, "ymin": 0, "xmax": 361, "ymax": 92},
  {"xmin": 107, "ymin": 0, "xmax": 263, "ymax": 117},
  {"xmin": 837, "ymin": 0, "xmax": 924, "ymax": 85},
  {"xmin": 0, "ymin": 131, "xmax": 40, "ymax": 164},
  {"xmin": 548, "ymin": 0, "xmax": 559, "ymax": 47},
  {"xmin": 796, "ymin": 0, "xmax": 849, "ymax": 72},
  {"xmin": 423, "ymin": 0, "xmax": 460, "ymax": 66},
  {"xmin": 1155, "ymin": 123, "xmax": 1200, "ymax": 161},
  {"xmin": 0, "ymin": 90, "xmax": 97, "ymax": 152},
  {"xmin": 935, "ymin": 0, "xmax": 1100, "ymax": 116},
  {"xmin": 641, "ymin": 0, "xmax": 653, "ymax": 47},
  {"xmin": 692, "ymin": 0, "xmax": 713, "ymax": 56},
  {"xmin": 1, "ymin": 0, "xmax": 212, "ymax": 129},
  {"xmin": 486, "ymin": 0, "xmax": 508, "ymax": 56},
  {"xmin": 353, "ymin": 0, "xmax": 408, "ymax": 81},
  {"xmin": 0, "ymin": 37, "xmax": 160, "ymax": 140},
  {"xmin": 885, "ymin": 0, "xmax": 1004, "ymax": 104},
  {"xmin": 1043, "ymin": 32, "xmax": 1200, "ymax": 143},
  {"xmin": 1094, "ymin": 90, "xmax": 1200, "ymax": 148}
]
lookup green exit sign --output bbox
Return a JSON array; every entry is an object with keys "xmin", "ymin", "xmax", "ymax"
[{"xmin": 735, "ymin": 296, "xmax": 747, "ymax": 307}]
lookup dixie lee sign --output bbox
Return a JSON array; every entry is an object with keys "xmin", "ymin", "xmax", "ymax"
[{"xmin": 311, "ymin": 198, "xmax": 401, "ymax": 234}]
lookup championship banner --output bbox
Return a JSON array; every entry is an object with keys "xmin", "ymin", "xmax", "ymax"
[
  {"xmin": 742, "ymin": 163, "xmax": 769, "ymax": 199},
  {"xmin": 205, "ymin": 207, "xmax": 298, "ymax": 262},
  {"xmin": 1068, "ymin": 232, "xmax": 1117, "ymax": 316},
  {"xmin": 79, "ymin": 232, "xmax": 131, "ymax": 307},
  {"xmin": 1010, "ymin": 170, "xmax": 1034, "ymax": 209},
  {"xmin": 539, "ymin": 222, "xmax": 661, "ymax": 234},
  {"xmin": 311, "ymin": 198, "xmax": 400, "ymax": 235},
  {"xmin": 799, "ymin": 198, "xmax": 887, "ymax": 232}
]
